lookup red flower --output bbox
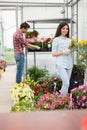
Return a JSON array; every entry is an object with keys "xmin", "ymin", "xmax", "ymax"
[
  {"xmin": 46, "ymin": 38, "xmax": 51, "ymax": 43},
  {"xmin": 44, "ymin": 89, "xmax": 49, "ymax": 94},
  {"xmin": 34, "ymin": 91, "xmax": 39, "ymax": 96},
  {"xmin": 35, "ymin": 86, "xmax": 41, "ymax": 90}
]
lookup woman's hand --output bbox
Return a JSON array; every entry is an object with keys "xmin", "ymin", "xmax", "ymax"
[{"xmin": 62, "ymin": 48, "xmax": 71, "ymax": 55}]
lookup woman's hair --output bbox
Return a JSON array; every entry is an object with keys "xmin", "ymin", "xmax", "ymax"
[
  {"xmin": 20, "ymin": 22, "xmax": 30, "ymax": 29},
  {"xmin": 54, "ymin": 22, "xmax": 69, "ymax": 38}
]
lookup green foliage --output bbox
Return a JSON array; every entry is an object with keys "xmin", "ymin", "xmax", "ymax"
[
  {"xmin": 27, "ymin": 66, "xmax": 49, "ymax": 81},
  {"xmin": 26, "ymin": 30, "xmax": 39, "ymax": 38},
  {"xmin": 11, "ymin": 100, "xmax": 36, "ymax": 112},
  {"xmin": 72, "ymin": 64, "xmax": 85, "ymax": 75},
  {"xmin": 23, "ymin": 77, "xmax": 39, "ymax": 90},
  {"xmin": 43, "ymin": 42, "xmax": 52, "ymax": 50},
  {"xmin": 38, "ymin": 76, "xmax": 62, "ymax": 93}
]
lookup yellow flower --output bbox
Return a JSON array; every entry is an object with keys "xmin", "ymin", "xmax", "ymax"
[
  {"xmin": 0, "ymin": 69, "xmax": 3, "ymax": 73},
  {"xmin": 44, "ymin": 103, "xmax": 49, "ymax": 109},
  {"xmin": 79, "ymin": 55, "xmax": 84, "ymax": 60},
  {"xmin": 69, "ymin": 37, "xmax": 77, "ymax": 49},
  {"xmin": 69, "ymin": 43, "xmax": 72, "ymax": 47},
  {"xmin": 71, "ymin": 37, "xmax": 76, "ymax": 41}
]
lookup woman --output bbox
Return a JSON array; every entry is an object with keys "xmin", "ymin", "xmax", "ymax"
[{"xmin": 52, "ymin": 22, "xmax": 73, "ymax": 95}]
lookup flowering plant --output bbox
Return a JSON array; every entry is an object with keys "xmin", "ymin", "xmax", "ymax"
[
  {"xmin": 11, "ymin": 99, "xmax": 35, "ymax": 112},
  {"xmin": 71, "ymin": 64, "xmax": 85, "ymax": 77},
  {"xmin": 69, "ymin": 37, "xmax": 77, "ymax": 49},
  {"xmin": 23, "ymin": 77, "xmax": 49, "ymax": 104},
  {"xmin": 76, "ymin": 40, "xmax": 87, "ymax": 67},
  {"xmin": 0, "ymin": 60, "xmax": 7, "ymax": 71},
  {"xmin": 71, "ymin": 84, "xmax": 87, "ymax": 109},
  {"xmin": 69, "ymin": 38, "xmax": 87, "ymax": 68},
  {"xmin": 38, "ymin": 76, "xmax": 62, "ymax": 93},
  {"xmin": 36, "ymin": 92, "xmax": 71, "ymax": 110},
  {"xmin": 10, "ymin": 82, "xmax": 34, "ymax": 104},
  {"xmin": 26, "ymin": 30, "xmax": 39, "ymax": 38},
  {"xmin": 26, "ymin": 30, "xmax": 52, "ymax": 50}
]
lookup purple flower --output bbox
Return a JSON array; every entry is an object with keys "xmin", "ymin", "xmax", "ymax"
[{"xmin": 77, "ymin": 102, "xmax": 81, "ymax": 106}]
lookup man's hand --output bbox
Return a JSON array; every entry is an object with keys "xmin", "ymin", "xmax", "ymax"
[
  {"xmin": 27, "ymin": 44, "xmax": 40, "ymax": 50},
  {"xmin": 35, "ymin": 45, "xmax": 40, "ymax": 49}
]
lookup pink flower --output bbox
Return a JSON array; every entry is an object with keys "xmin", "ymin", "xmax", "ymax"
[
  {"xmin": 38, "ymin": 37, "xmax": 46, "ymax": 43},
  {"xmin": 76, "ymin": 96, "xmax": 79, "ymax": 99},
  {"xmin": 82, "ymin": 103, "xmax": 85, "ymax": 107},
  {"xmin": 78, "ymin": 85, "xmax": 85, "ymax": 90},
  {"xmin": 26, "ymin": 36, "xmax": 37, "ymax": 43},
  {"xmin": 83, "ymin": 89, "xmax": 87, "ymax": 93},
  {"xmin": 45, "ymin": 97, "xmax": 50, "ymax": 101},
  {"xmin": 58, "ymin": 101, "xmax": 64, "ymax": 105},
  {"xmin": 40, "ymin": 96, "xmax": 45, "ymax": 102},
  {"xmin": 82, "ymin": 96, "xmax": 87, "ymax": 101},
  {"xmin": 37, "ymin": 101, "xmax": 41, "ymax": 107},
  {"xmin": 51, "ymin": 102, "xmax": 56, "ymax": 109},
  {"xmin": 71, "ymin": 87, "xmax": 77, "ymax": 92},
  {"xmin": 77, "ymin": 102, "xmax": 81, "ymax": 106}
]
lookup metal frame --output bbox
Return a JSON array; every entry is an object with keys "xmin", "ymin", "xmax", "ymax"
[
  {"xmin": 0, "ymin": 1, "xmax": 66, "ymax": 7},
  {"xmin": 0, "ymin": 20, "xmax": 4, "ymax": 58},
  {"xmin": 0, "ymin": 0, "xmax": 80, "ymax": 70}
]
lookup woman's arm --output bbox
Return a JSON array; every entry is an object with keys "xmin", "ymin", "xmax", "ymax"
[
  {"xmin": 52, "ymin": 38, "xmax": 63, "ymax": 57},
  {"xmin": 52, "ymin": 51, "xmax": 63, "ymax": 57},
  {"xmin": 52, "ymin": 38, "xmax": 71, "ymax": 57}
]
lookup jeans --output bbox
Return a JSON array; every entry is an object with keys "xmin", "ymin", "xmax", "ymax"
[
  {"xmin": 56, "ymin": 65, "xmax": 72, "ymax": 95},
  {"xmin": 15, "ymin": 54, "xmax": 24, "ymax": 83}
]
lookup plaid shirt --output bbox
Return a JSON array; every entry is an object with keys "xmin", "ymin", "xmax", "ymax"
[{"xmin": 13, "ymin": 30, "xmax": 28, "ymax": 55}]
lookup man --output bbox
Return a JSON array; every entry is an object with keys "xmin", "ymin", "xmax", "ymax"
[{"xmin": 13, "ymin": 22, "xmax": 40, "ymax": 83}]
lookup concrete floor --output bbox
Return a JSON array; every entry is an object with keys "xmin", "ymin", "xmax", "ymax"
[{"xmin": 0, "ymin": 65, "xmax": 16, "ymax": 113}]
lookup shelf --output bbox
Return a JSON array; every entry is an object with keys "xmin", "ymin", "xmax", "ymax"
[
  {"xmin": 27, "ymin": 48, "xmax": 51, "ymax": 52},
  {"xmin": 27, "ymin": 18, "xmax": 75, "ymax": 24}
]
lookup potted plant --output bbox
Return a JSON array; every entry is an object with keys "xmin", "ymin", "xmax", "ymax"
[
  {"xmin": 35, "ymin": 92, "xmax": 71, "ymax": 110},
  {"xmin": 71, "ymin": 84, "xmax": 87, "ymax": 109},
  {"xmin": 38, "ymin": 76, "xmax": 62, "ymax": 93},
  {"xmin": 10, "ymin": 82, "xmax": 34, "ymax": 104},
  {"xmin": 26, "ymin": 30, "xmax": 52, "ymax": 51},
  {"xmin": 26, "ymin": 66, "xmax": 49, "ymax": 81},
  {"xmin": 69, "ymin": 64, "xmax": 85, "ymax": 92}
]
